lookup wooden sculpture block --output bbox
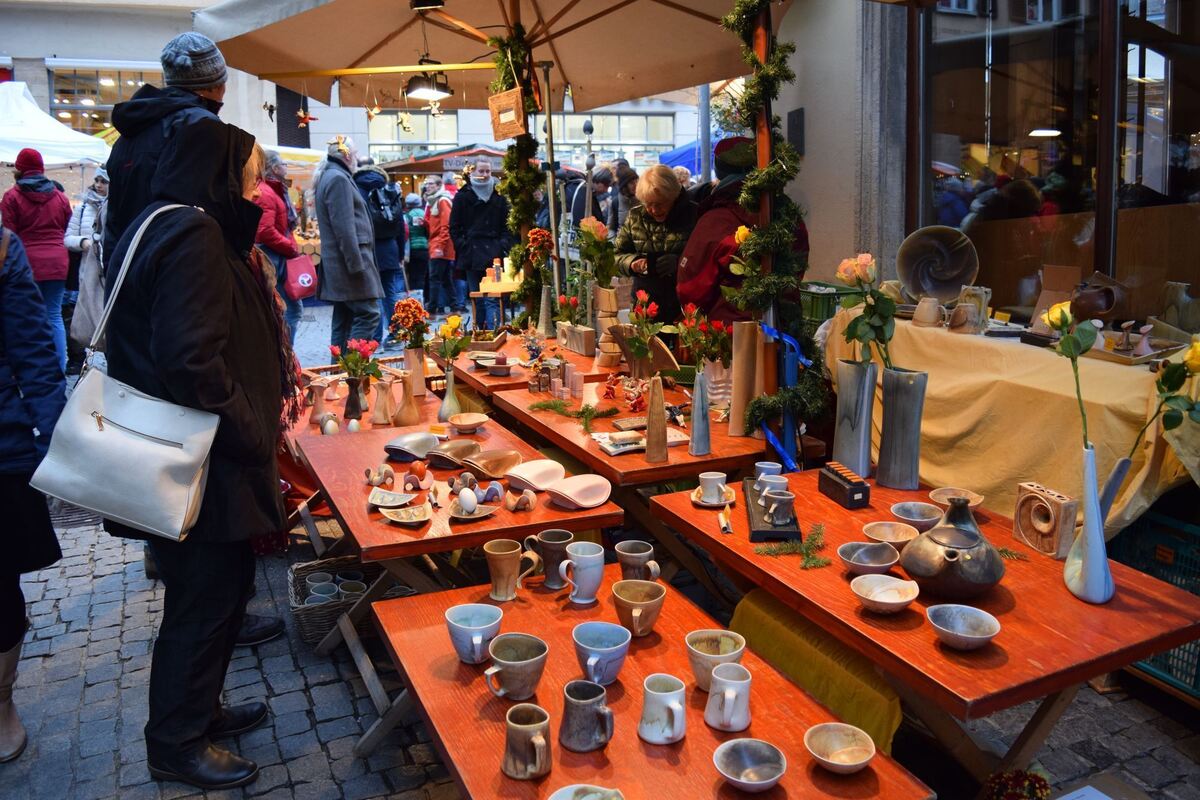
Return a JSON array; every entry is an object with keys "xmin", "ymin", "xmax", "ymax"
[{"xmin": 1014, "ymin": 482, "xmax": 1079, "ymax": 559}]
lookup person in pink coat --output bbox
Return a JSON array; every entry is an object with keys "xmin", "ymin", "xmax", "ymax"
[{"xmin": 0, "ymin": 148, "xmax": 72, "ymax": 373}]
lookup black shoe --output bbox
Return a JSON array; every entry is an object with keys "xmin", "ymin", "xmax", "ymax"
[
  {"xmin": 208, "ymin": 702, "xmax": 269, "ymax": 739},
  {"xmin": 143, "ymin": 546, "xmax": 160, "ymax": 580},
  {"xmin": 235, "ymin": 614, "xmax": 284, "ymax": 647},
  {"xmin": 148, "ymin": 744, "xmax": 259, "ymax": 790}
]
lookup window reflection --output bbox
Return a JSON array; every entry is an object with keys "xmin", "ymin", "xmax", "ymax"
[{"xmin": 50, "ymin": 67, "xmax": 155, "ymax": 136}]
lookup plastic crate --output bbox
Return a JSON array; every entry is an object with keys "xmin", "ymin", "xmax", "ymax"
[
  {"xmin": 799, "ymin": 282, "xmax": 863, "ymax": 324},
  {"xmin": 1110, "ymin": 512, "xmax": 1200, "ymax": 698}
]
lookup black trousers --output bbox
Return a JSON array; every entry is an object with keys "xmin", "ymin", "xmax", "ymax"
[{"xmin": 145, "ymin": 536, "xmax": 255, "ymax": 761}]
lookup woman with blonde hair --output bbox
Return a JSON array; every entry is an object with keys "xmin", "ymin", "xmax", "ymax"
[{"xmin": 614, "ymin": 163, "xmax": 697, "ymax": 326}]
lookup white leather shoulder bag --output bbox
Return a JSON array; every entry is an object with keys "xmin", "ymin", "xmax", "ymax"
[{"xmin": 31, "ymin": 204, "xmax": 219, "ymax": 541}]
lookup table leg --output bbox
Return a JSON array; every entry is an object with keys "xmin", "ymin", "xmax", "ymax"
[{"xmin": 353, "ymin": 688, "xmax": 416, "ymax": 758}]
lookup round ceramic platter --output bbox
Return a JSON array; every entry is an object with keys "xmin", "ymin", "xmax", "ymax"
[
  {"xmin": 690, "ymin": 485, "xmax": 736, "ymax": 508},
  {"xmin": 379, "ymin": 502, "xmax": 433, "ymax": 526},
  {"xmin": 448, "ymin": 501, "xmax": 499, "ymax": 522},
  {"xmin": 547, "ymin": 787, "xmax": 624, "ymax": 800},
  {"xmin": 384, "ymin": 432, "xmax": 440, "ymax": 461},
  {"xmin": 367, "ymin": 488, "xmax": 417, "ymax": 508},
  {"xmin": 928, "ymin": 487, "xmax": 985, "ymax": 509},
  {"xmin": 546, "ymin": 474, "xmax": 612, "ymax": 510},
  {"xmin": 486, "ymin": 363, "xmax": 515, "ymax": 376},
  {"xmin": 504, "ymin": 459, "xmax": 567, "ymax": 493},
  {"xmin": 448, "ymin": 412, "xmax": 489, "ymax": 434},
  {"xmin": 461, "ymin": 449, "xmax": 523, "ymax": 480},
  {"xmin": 427, "ymin": 440, "xmax": 482, "ymax": 468}
]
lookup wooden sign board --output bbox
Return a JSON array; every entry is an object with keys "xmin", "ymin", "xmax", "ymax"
[{"xmin": 488, "ymin": 88, "xmax": 527, "ymax": 141}]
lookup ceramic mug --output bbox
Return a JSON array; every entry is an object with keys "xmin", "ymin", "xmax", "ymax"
[
  {"xmin": 699, "ymin": 471, "xmax": 728, "ymax": 504},
  {"xmin": 501, "ymin": 703, "xmax": 552, "ymax": 780},
  {"xmin": 305, "ymin": 572, "xmax": 334, "ymax": 589},
  {"xmin": 484, "ymin": 539, "xmax": 542, "ymax": 602},
  {"xmin": 958, "ymin": 284, "xmax": 992, "ymax": 333},
  {"xmin": 445, "ymin": 603, "xmax": 503, "ymax": 664},
  {"xmin": 638, "ymin": 673, "xmax": 687, "ymax": 745},
  {"xmin": 912, "ymin": 296, "xmax": 950, "ymax": 328},
  {"xmin": 303, "ymin": 595, "xmax": 330, "ymax": 606},
  {"xmin": 485, "ymin": 633, "xmax": 549, "ymax": 701},
  {"xmin": 559, "ymin": 541, "xmax": 605, "ymax": 604},
  {"xmin": 309, "ymin": 582, "xmax": 338, "ymax": 600},
  {"xmin": 337, "ymin": 580, "xmax": 367, "ymax": 599},
  {"xmin": 523, "ymin": 529, "xmax": 574, "ymax": 591},
  {"xmin": 572, "ymin": 621, "xmax": 631, "ymax": 686},
  {"xmin": 948, "ymin": 302, "xmax": 983, "ymax": 335},
  {"xmin": 757, "ymin": 475, "xmax": 788, "ymax": 506},
  {"xmin": 685, "ymin": 629, "xmax": 747, "ymax": 692},
  {"xmin": 753, "ymin": 462, "xmax": 783, "ymax": 493},
  {"xmin": 614, "ymin": 540, "xmax": 660, "ymax": 582},
  {"xmin": 559, "ymin": 680, "xmax": 614, "ymax": 753},
  {"xmin": 764, "ymin": 490, "xmax": 796, "ymax": 527},
  {"xmin": 335, "ymin": 569, "xmax": 364, "ymax": 584},
  {"xmin": 704, "ymin": 662, "xmax": 752, "ymax": 732},
  {"xmin": 612, "ymin": 580, "xmax": 666, "ymax": 637}
]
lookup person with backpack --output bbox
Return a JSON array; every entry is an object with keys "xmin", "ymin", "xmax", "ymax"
[
  {"xmin": 354, "ymin": 159, "xmax": 408, "ymax": 344},
  {"xmin": 405, "ymin": 193, "xmax": 429, "ymax": 307}
]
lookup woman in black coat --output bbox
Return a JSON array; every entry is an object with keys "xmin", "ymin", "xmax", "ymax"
[
  {"xmin": 0, "ymin": 226, "xmax": 65, "ymax": 764},
  {"xmin": 104, "ymin": 119, "xmax": 298, "ymax": 791}
]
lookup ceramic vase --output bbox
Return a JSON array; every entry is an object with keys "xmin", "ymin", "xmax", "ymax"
[
  {"xmin": 308, "ymin": 383, "xmax": 328, "ymax": 427},
  {"xmin": 1064, "ymin": 446, "xmax": 1115, "ymax": 604},
  {"xmin": 628, "ymin": 355, "xmax": 652, "ymax": 380},
  {"xmin": 438, "ymin": 369, "xmax": 462, "ymax": 423},
  {"xmin": 538, "ymin": 285, "xmax": 555, "ymax": 338},
  {"xmin": 645, "ymin": 376, "xmax": 667, "ymax": 463},
  {"xmin": 391, "ymin": 370, "xmax": 422, "ymax": 427},
  {"xmin": 1099, "ymin": 457, "xmax": 1133, "ymax": 524},
  {"xmin": 370, "ymin": 378, "xmax": 397, "ymax": 426},
  {"xmin": 343, "ymin": 377, "xmax": 367, "ymax": 421},
  {"xmin": 729, "ymin": 321, "xmax": 758, "ymax": 437},
  {"xmin": 690, "ymin": 370, "xmax": 711, "ymax": 457},
  {"xmin": 405, "ymin": 347, "xmax": 426, "ymax": 396},
  {"xmin": 701, "ymin": 359, "xmax": 733, "ymax": 409},
  {"xmin": 832, "ymin": 359, "xmax": 877, "ymax": 477},
  {"xmin": 876, "ymin": 367, "xmax": 927, "ymax": 490}
]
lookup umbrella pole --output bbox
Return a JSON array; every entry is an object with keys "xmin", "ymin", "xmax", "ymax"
[
  {"xmin": 753, "ymin": 6, "xmax": 780, "ymax": 416},
  {"xmin": 539, "ymin": 61, "xmax": 561, "ymax": 299}
]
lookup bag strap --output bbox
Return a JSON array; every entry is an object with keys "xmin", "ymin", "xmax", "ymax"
[
  {"xmin": 0, "ymin": 229, "xmax": 10, "ymax": 267},
  {"xmin": 89, "ymin": 204, "xmax": 188, "ymax": 351}
]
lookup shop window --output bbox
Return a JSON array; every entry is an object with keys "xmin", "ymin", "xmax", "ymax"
[
  {"xmin": 50, "ymin": 67, "xmax": 157, "ymax": 135},
  {"xmin": 938, "ymin": 0, "xmax": 978, "ymax": 14},
  {"xmin": 367, "ymin": 111, "xmax": 458, "ymax": 163}
]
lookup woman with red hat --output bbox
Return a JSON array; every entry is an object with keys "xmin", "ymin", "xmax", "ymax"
[{"xmin": 0, "ymin": 148, "xmax": 72, "ymax": 374}]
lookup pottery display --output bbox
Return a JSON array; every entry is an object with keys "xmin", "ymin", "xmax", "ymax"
[
  {"xmin": 929, "ymin": 487, "xmax": 985, "ymax": 509},
  {"xmin": 890, "ymin": 501, "xmax": 942, "ymax": 532},
  {"xmin": 804, "ymin": 722, "xmax": 876, "ymax": 775},
  {"xmin": 449, "ymin": 471, "xmax": 479, "ymax": 493},
  {"xmin": 832, "ymin": 360, "xmax": 876, "ymax": 478},
  {"xmin": 487, "ymin": 362, "xmax": 515, "ymax": 377},
  {"xmin": 486, "ymin": 633, "xmax": 549, "ymax": 701},
  {"xmin": 559, "ymin": 681, "xmax": 614, "ymax": 754},
  {"xmin": 704, "ymin": 662, "xmax": 752, "ymax": 732},
  {"xmin": 405, "ymin": 348, "xmax": 426, "ymax": 396},
  {"xmin": 877, "ymin": 367, "xmax": 927, "ymax": 490},
  {"xmin": 437, "ymin": 370, "xmax": 462, "ymax": 423},
  {"xmin": 763, "ymin": 490, "xmax": 796, "ymax": 527},
  {"xmin": 637, "ymin": 673, "xmax": 687, "ymax": 745},
  {"xmin": 385, "ymin": 432, "xmax": 439, "ymax": 461},
  {"xmin": 836, "ymin": 541, "xmax": 900, "ymax": 575},
  {"xmin": 1065, "ymin": 446, "xmax": 1116, "ymax": 604},
  {"xmin": 559, "ymin": 541, "xmax": 605, "ymax": 605},
  {"xmin": 370, "ymin": 378, "xmax": 397, "ymax": 426},
  {"xmin": 896, "ymin": 225, "xmax": 980, "ymax": 304},
  {"xmin": 956, "ymin": 285, "xmax": 992, "ymax": 334},
  {"xmin": 523, "ymin": 529, "xmax": 574, "ymax": 591},
  {"xmin": 1014, "ymin": 482, "xmax": 1078, "ymax": 559},
  {"xmin": 752, "ymin": 462, "xmax": 783, "ymax": 492},
  {"xmin": 862, "ymin": 521, "xmax": 919, "ymax": 551},
  {"xmin": 755, "ymin": 475, "xmax": 789, "ymax": 505},
  {"xmin": 445, "ymin": 603, "xmax": 503, "ymax": 664},
  {"xmin": 501, "ymin": 703, "xmax": 552, "ymax": 780},
  {"xmin": 484, "ymin": 539, "xmax": 541, "ymax": 601},
  {"xmin": 505, "ymin": 459, "xmax": 567, "ymax": 493},
  {"xmin": 912, "ymin": 297, "xmax": 950, "ymax": 328},
  {"xmin": 850, "ymin": 574, "xmax": 919, "ymax": 614},
  {"xmin": 613, "ymin": 540, "xmax": 660, "ymax": 582},
  {"xmin": 612, "ymin": 580, "xmax": 666, "ymax": 637},
  {"xmin": 645, "ymin": 376, "xmax": 667, "ymax": 463},
  {"xmin": 505, "ymin": 489, "xmax": 537, "ymax": 512},
  {"xmin": 461, "ymin": 449, "xmax": 523, "ymax": 480},
  {"xmin": 546, "ymin": 475, "xmax": 612, "ymax": 510},
  {"xmin": 474, "ymin": 480, "xmax": 505, "ymax": 504},
  {"xmin": 342, "ymin": 376, "xmax": 368, "ymax": 421},
  {"xmin": 926, "ymin": 604, "xmax": 1000, "ymax": 650},
  {"xmin": 713, "ymin": 738, "xmax": 787, "ymax": 793},
  {"xmin": 900, "ymin": 498, "xmax": 1005, "ymax": 599},
  {"xmin": 379, "ymin": 502, "xmax": 433, "ymax": 526},
  {"xmin": 572, "ymin": 621, "xmax": 631, "ymax": 686},
  {"xmin": 689, "ymin": 370, "xmax": 712, "ymax": 457},
  {"xmin": 690, "ymin": 485, "xmax": 735, "ymax": 508},
  {"xmin": 685, "ymin": 629, "xmax": 746, "ymax": 692},
  {"xmin": 364, "ymin": 464, "xmax": 395, "ymax": 487},
  {"xmin": 701, "ymin": 359, "xmax": 733, "ymax": 409},
  {"xmin": 427, "ymin": 440, "xmax": 482, "ymax": 469},
  {"xmin": 448, "ymin": 412, "xmax": 489, "ymax": 435},
  {"xmin": 307, "ymin": 380, "xmax": 330, "ymax": 426},
  {"xmin": 366, "ymin": 488, "xmax": 415, "ymax": 508},
  {"xmin": 391, "ymin": 370, "xmax": 423, "ymax": 427}
]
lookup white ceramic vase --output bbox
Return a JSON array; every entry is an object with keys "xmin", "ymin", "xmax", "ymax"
[
  {"xmin": 701, "ymin": 359, "xmax": 733, "ymax": 409},
  {"xmin": 1063, "ymin": 446, "xmax": 1115, "ymax": 604}
]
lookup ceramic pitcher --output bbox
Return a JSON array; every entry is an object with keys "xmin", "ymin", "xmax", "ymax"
[
  {"xmin": 638, "ymin": 673, "xmax": 687, "ymax": 745},
  {"xmin": 704, "ymin": 662, "xmax": 752, "ymax": 732},
  {"xmin": 501, "ymin": 703, "xmax": 551, "ymax": 780},
  {"xmin": 559, "ymin": 680, "xmax": 614, "ymax": 753}
]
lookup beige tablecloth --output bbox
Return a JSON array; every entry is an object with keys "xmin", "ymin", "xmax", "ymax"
[{"xmin": 825, "ymin": 311, "xmax": 1198, "ymax": 537}]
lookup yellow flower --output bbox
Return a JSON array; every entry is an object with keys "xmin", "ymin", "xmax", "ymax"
[
  {"xmin": 1184, "ymin": 340, "xmax": 1200, "ymax": 375},
  {"xmin": 1041, "ymin": 301, "xmax": 1073, "ymax": 331},
  {"xmin": 854, "ymin": 253, "xmax": 877, "ymax": 284},
  {"xmin": 438, "ymin": 324, "xmax": 453, "ymax": 339},
  {"xmin": 446, "ymin": 314, "xmax": 462, "ymax": 332},
  {"xmin": 835, "ymin": 258, "xmax": 859, "ymax": 286},
  {"xmin": 734, "ymin": 225, "xmax": 751, "ymax": 245}
]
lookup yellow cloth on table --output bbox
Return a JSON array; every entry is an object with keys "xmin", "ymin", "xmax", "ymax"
[
  {"xmin": 825, "ymin": 310, "xmax": 1198, "ymax": 537},
  {"xmin": 730, "ymin": 589, "xmax": 902, "ymax": 754}
]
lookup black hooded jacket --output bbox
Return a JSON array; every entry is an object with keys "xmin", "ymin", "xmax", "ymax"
[
  {"xmin": 103, "ymin": 84, "xmax": 221, "ymax": 264},
  {"xmin": 103, "ymin": 118, "xmax": 286, "ymax": 543}
]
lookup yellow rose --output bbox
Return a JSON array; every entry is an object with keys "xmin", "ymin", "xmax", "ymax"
[
  {"xmin": 734, "ymin": 225, "xmax": 751, "ymax": 245},
  {"xmin": 438, "ymin": 324, "xmax": 453, "ymax": 339},
  {"xmin": 1184, "ymin": 340, "xmax": 1200, "ymax": 375},
  {"xmin": 854, "ymin": 253, "xmax": 877, "ymax": 284},
  {"xmin": 446, "ymin": 314, "xmax": 462, "ymax": 330},
  {"xmin": 1041, "ymin": 301, "xmax": 1073, "ymax": 331},
  {"xmin": 835, "ymin": 258, "xmax": 859, "ymax": 286}
]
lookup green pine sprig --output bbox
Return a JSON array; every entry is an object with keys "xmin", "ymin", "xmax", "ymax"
[
  {"xmin": 528, "ymin": 400, "xmax": 619, "ymax": 433},
  {"xmin": 997, "ymin": 547, "xmax": 1030, "ymax": 562},
  {"xmin": 754, "ymin": 523, "xmax": 831, "ymax": 569}
]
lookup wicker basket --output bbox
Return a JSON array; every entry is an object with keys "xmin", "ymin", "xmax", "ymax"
[{"xmin": 288, "ymin": 556, "xmax": 417, "ymax": 646}]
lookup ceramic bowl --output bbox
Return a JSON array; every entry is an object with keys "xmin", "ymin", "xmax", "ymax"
[
  {"xmin": 863, "ymin": 520, "xmax": 920, "ymax": 550},
  {"xmin": 487, "ymin": 362, "xmax": 515, "ymax": 377},
  {"xmin": 505, "ymin": 459, "xmax": 567, "ymax": 493},
  {"xmin": 547, "ymin": 786, "xmax": 624, "ymax": 800},
  {"xmin": 804, "ymin": 722, "xmax": 876, "ymax": 774},
  {"xmin": 427, "ymin": 439, "xmax": 482, "ymax": 468},
  {"xmin": 385, "ymin": 432, "xmax": 440, "ymax": 462},
  {"xmin": 929, "ymin": 487, "xmax": 985, "ymax": 509},
  {"xmin": 461, "ymin": 449, "xmax": 523, "ymax": 480},
  {"xmin": 927, "ymin": 604, "xmax": 1000, "ymax": 650},
  {"xmin": 889, "ymin": 502, "xmax": 942, "ymax": 533},
  {"xmin": 546, "ymin": 474, "xmax": 613, "ymax": 510},
  {"xmin": 850, "ymin": 574, "xmax": 920, "ymax": 614},
  {"xmin": 712, "ymin": 738, "xmax": 787, "ymax": 793},
  {"xmin": 379, "ymin": 502, "xmax": 433, "ymax": 526},
  {"xmin": 449, "ymin": 412, "xmax": 489, "ymax": 435},
  {"xmin": 836, "ymin": 541, "xmax": 900, "ymax": 575},
  {"xmin": 366, "ymin": 488, "xmax": 416, "ymax": 509}
]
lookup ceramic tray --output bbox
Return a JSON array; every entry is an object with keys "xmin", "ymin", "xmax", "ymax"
[
  {"xmin": 690, "ymin": 485, "xmax": 736, "ymax": 508},
  {"xmin": 379, "ymin": 502, "xmax": 433, "ymax": 526},
  {"xmin": 546, "ymin": 474, "xmax": 612, "ymax": 510},
  {"xmin": 367, "ymin": 488, "xmax": 416, "ymax": 508},
  {"xmin": 505, "ymin": 459, "xmax": 567, "ymax": 493},
  {"xmin": 742, "ymin": 478, "xmax": 802, "ymax": 542},
  {"xmin": 384, "ymin": 432, "xmax": 440, "ymax": 461},
  {"xmin": 465, "ymin": 330, "xmax": 507, "ymax": 352},
  {"xmin": 461, "ymin": 449, "xmax": 523, "ymax": 480},
  {"xmin": 427, "ymin": 440, "xmax": 482, "ymax": 468},
  {"xmin": 448, "ymin": 501, "xmax": 499, "ymax": 522},
  {"xmin": 1083, "ymin": 332, "xmax": 1186, "ymax": 366}
]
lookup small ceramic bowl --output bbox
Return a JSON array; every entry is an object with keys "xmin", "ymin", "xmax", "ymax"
[
  {"xmin": 889, "ymin": 502, "xmax": 942, "ymax": 533},
  {"xmin": 836, "ymin": 542, "xmax": 899, "ymax": 575},
  {"xmin": 804, "ymin": 722, "xmax": 876, "ymax": 775},
  {"xmin": 448, "ymin": 412, "xmax": 489, "ymax": 435},
  {"xmin": 850, "ymin": 574, "xmax": 919, "ymax": 614},
  {"xmin": 927, "ymin": 604, "xmax": 1000, "ymax": 650},
  {"xmin": 547, "ymin": 786, "xmax": 625, "ymax": 800},
  {"xmin": 863, "ymin": 520, "xmax": 920, "ymax": 550},
  {"xmin": 712, "ymin": 738, "xmax": 787, "ymax": 793},
  {"xmin": 929, "ymin": 487, "xmax": 985, "ymax": 509}
]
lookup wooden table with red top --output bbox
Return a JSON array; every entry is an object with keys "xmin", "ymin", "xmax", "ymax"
[
  {"xmin": 430, "ymin": 338, "xmax": 615, "ymax": 398},
  {"xmin": 649, "ymin": 471, "xmax": 1200, "ymax": 792},
  {"xmin": 373, "ymin": 563, "xmax": 935, "ymax": 799}
]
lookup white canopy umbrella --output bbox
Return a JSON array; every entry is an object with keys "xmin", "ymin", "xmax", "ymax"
[{"xmin": 0, "ymin": 82, "xmax": 111, "ymax": 167}]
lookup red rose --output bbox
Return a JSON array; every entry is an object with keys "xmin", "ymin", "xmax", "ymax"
[
  {"xmin": 647, "ymin": 302, "xmax": 659, "ymax": 319},
  {"xmin": 329, "ymin": 345, "xmax": 342, "ymax": 357},
  {"xmin": 636, "ymin": 289, "xmax": 650, "ymax": 303},
  {"xmin": 684, "ymin": 302, "xmax": 698, "ymax": 316},
  {"xmin": 558, "ymin": 294, "xmax": 567, "ymax": 305},
  {"xmin": 570, "ymin": 296, "xmax": 579, "ymax": 308},
  {"xmin": 712, "ymin": 320, "xmax": 725, "ymax": 332},
  {"xmin": 699, "ymin": 321, "xmax": 709, "ymax": 333}
]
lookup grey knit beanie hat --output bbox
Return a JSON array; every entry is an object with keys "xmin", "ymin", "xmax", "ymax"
[{"xmin": 161, "ymin": 32, "xmax": 228, "ymax": 90}]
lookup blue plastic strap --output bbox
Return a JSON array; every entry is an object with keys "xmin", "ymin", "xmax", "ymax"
[
  {"xmin": 761, "ymin": 424, "xmax": 799, "ymax": 473},
  {"xmin": 759, "ymin": 322, "xmax": 813, "ymax": 368}
]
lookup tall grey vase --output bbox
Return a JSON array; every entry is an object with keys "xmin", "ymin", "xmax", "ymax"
[
  {"xmin": 832, "ymin": 359, "xmax": 877, "ymax": 477},
  {"xmin": 689, "ymin": 371, "xmax": 712, "ymax": 457},
  {"xmin": 537, "ymin": 285, "xmax": 555, "ymax": 338},
  {"xmin": 877, "ymin": 367, "xmax": 927, "ymax": 490}
]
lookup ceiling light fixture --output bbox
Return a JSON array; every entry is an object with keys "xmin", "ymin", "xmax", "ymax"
[
  {"xmin": 99, "ymin": 77, "xmax": 116, "ymax": 87},
  {"xmin": 410, "ymin": 0, "xmax": 445, "ymax": 9},
  {"xmin": 57, "ymin": 111, "xmax": 71, "ymax": 119},
  {"xmin": 1029, "ymin": 128, "xmax": 1061, "ymax": 138},
  {"xmin": 405, "ymin": 58, "xmax": 454, "ymax": 102}
]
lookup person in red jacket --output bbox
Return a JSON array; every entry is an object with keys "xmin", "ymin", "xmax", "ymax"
[
  {"xmin": 425, "ymin": 177, "xmax": 457, "ymax": 315},
  {"xmin": 0, "ymin": 148, "xmax": 72, "ymax": 373},
  {"xmin": 252, "ymin": 150, "xmax": 302, "ymax": 344}
]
